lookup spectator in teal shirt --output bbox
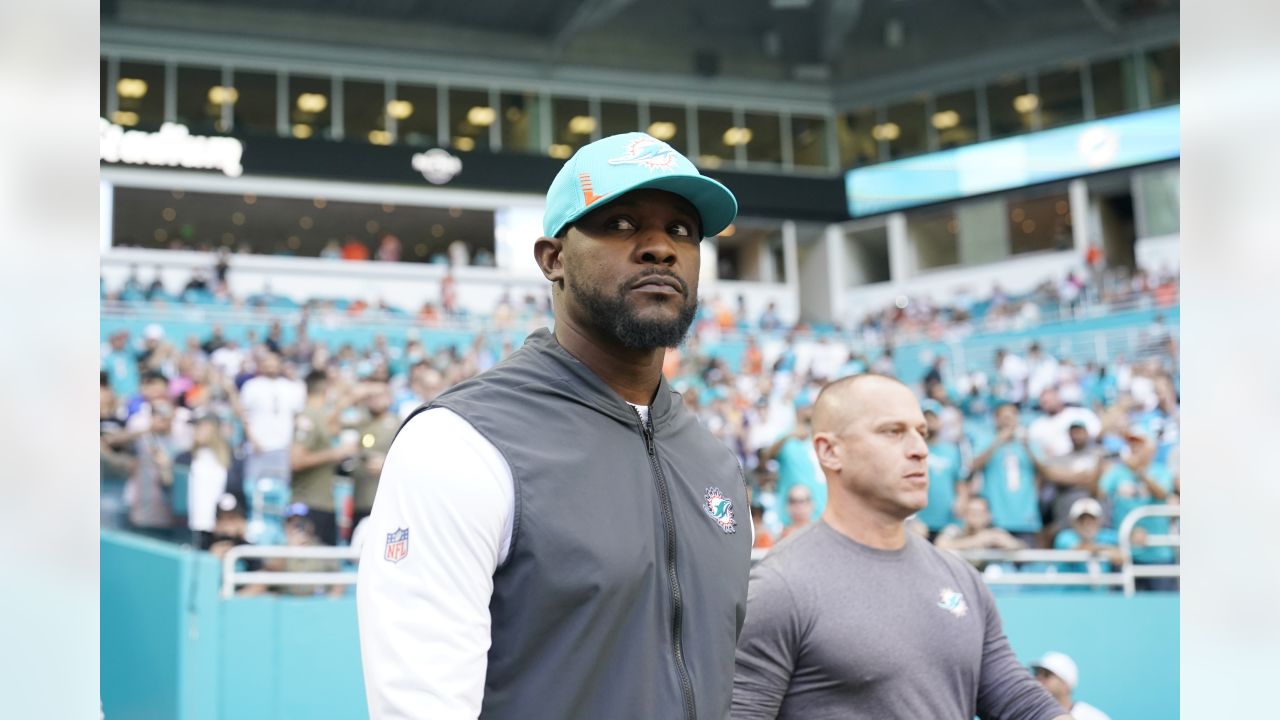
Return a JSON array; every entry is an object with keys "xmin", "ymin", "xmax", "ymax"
[
  {"xmin": 916, "ymin": 405, "xmax": 965, "ymax": 533},
  {"xmin": 970, "ymin": 402, "xmax": 1043, "ymax": 543},
  {"xmin": 761, "ymin": 397, "xmax": 826, "ymax": 528},
  {"xmin": 1081, "ymin": 363, "xmax": 1118, "ymax": 412},
  {"xmin": 1099, "ymin": 431, "xmax": 1177, "ymax": 588},
  {"xmin": 102, "ymin": 329, "xmax": 141, "ymax": 399}
]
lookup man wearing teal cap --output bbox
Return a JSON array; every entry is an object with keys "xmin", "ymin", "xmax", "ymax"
[{"xmin": 359, "ymin": 133, "xmax": 752, "ymax": 720}]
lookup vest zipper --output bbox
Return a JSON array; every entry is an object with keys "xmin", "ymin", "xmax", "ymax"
[{"xmin": 640, "ymin": 413, "xmax": 697, "ymax": 720}]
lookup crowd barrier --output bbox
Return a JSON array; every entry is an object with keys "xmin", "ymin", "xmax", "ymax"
[{"xmin": 104, "ymin": 525, "xmax": 1179, "ymax": 720}]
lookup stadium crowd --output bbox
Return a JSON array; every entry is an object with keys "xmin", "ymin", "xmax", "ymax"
[{"xmin": 101, "ymin": 267, "xmax": 1180, "ymax": 594}]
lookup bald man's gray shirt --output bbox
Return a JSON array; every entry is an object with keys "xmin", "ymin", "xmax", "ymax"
[{"xmin": 732, "ymin": 522, "xmax": 1063, "ymax": 720}]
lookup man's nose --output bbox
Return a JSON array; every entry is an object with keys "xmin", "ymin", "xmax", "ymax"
[{"xmin": 634, "ymin": 229, "xmax": 678, "ymax": 266}]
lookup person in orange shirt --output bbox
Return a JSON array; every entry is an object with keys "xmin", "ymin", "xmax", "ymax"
[
  {"xmin": 751, "ymin": 503, "xmax": 775, "ymax": 550},
  {"xmin": 341, "ymin": 236, "xmax": 370, "ymax": 261},
  {"xmin": 742, "ymin": 335, "xmax": 764, "ymax": 376}
]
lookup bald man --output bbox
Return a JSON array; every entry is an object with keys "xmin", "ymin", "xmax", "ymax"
[{"xmin": 732, "ymin": 375, "xmax": 1069, "ymax": 720}]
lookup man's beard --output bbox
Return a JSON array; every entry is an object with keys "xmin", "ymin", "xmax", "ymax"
[{"xmin": 567, "ymin": 273, "xmax": 698, "ymax": 350}]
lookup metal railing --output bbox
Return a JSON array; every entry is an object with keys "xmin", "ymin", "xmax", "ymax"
[
  {"xmin": 221, "ymin": 506, "xmax": 1178, "ymax": 598},
  {"xmin": 1117, "ymin": 504, "xmax": 1181, "ymax": 596},
  {"xmin": 946, "ymin": 505, "xmax": 1179, "ymax": 597},
  {"xmin": 221, "ymin": 544, "xmax": 361, "ymax": 599}
]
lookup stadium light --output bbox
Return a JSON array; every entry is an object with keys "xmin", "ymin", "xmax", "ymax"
[
  {"xmin": 647, "ymin": 121, "xmax": 677, "ymax": 140},
  {"xmin": 722, "ymin": 127, "xmax": 754, "ymax": 146},
  {"xmin": 386, "ymin": 100, "xmax": 413, "ymax": 120},
  {"xmin": 296, "ymin": 93, "xmax": 328, "ymax": 113},
  {"xmin": 110, "ymin": 110, "xmax": 139, "ymax": 127},
  {"xmin": 208, "ymin": 86, "xmax": 239, "ymax": 105},
  {"xmin": 871, "ymin": 122, "xmax": 901, "ymax": 141},
  {"xmin": 116, "ymin": 78, "xmax": 148, "ymax": 99},
  {"xmin": 568, "ymin": 115, "xmax": 597, "ymax": 134},
  {"xmin": 467, "ymin": 106, "xmax": 496, "ymax": 127},
  {"xmin": 931, "ymin": 110, "xmax": 960, "ymax": 130}
]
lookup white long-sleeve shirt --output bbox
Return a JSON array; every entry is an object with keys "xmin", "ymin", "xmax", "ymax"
[{"xmin": 357, "ymin": 408, "xmax": 513, "ymax": 719}]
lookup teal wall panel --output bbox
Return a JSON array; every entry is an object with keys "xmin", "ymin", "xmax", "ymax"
[
  {"xmin": 274, "ymin": 598, "xmax": 366, "ymax": 719},
  {"xmin": 178, "ymin": 552, "xmax": 223, "ymax": 720},
  {"xmin": 218, "ymin": 598, "xmax": 281, "ymax": 720},
  {"xmin": 101, "ymin": 532, "xmax": 185, "ymax": 720},
  {"xmin": 997, "ymin": 593, "xmax": 1179, "ymax": 720},
  {"xmin": 102, "ymin": 532, "xmax": 1178, "ymax": 720}
]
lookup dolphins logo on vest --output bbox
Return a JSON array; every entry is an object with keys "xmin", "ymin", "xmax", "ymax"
[{"xmin": 703, "ymin": 486, "xmax": 737, "ymax": 534}]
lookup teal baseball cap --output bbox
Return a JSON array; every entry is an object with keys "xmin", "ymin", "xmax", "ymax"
[{"xmin": 542, "ymin": 132, "xmax": 738, "ymax": 239}]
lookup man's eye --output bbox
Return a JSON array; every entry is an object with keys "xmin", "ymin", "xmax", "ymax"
[
  {"xmin": 670, "ymin": 223, "xmax": 693, "ymax": 237},
  {"xmin": 608, "ymin": 217, "xmax": 636, "ymax": 231}
]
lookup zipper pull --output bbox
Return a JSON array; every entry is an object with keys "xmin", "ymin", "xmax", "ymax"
[{"xmin": 637, "ymin": 411, "xmax": 656, "ymax": 456}]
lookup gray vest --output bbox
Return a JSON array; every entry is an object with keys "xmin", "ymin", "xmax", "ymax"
[{"xmin": 409, "ymin": 329, "xmax": 751, "ymax": 720}]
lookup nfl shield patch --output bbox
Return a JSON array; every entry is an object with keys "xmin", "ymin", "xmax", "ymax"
[
  {"xmin": 703, "ymin": 487, "xmax": 737, "ymax": 534},
  {"xmin": 384, "ymin": 528, "xmax": 409, "ymax": 563}
]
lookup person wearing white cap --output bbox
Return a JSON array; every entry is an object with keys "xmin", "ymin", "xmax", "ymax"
[
  {"xmin": 1052, "ymin": 497, "xmax": 1123, "ymax": 579},
  {"xmin": 1031, "ymin": 651, "xmax": 1111, "ymax": 720},
  {"xmin": 359, "ymin": 133, "xmax": 750, "ymax": 720}
]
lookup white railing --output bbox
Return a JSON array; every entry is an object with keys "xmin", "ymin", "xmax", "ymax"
[
  {"xmin": 1117, "ymin": 504, "xmax": 1181, "ymax": 596},
  {"xmin": 948, "ymin": 505, "xmax": 1179, "ymax": 597},
  {"xmin": 221, "ymin": 544, "xmax": 361, "ymax": 599},
  {"xmin": 747, "ymin": 506, "xmax": 1178, "ymax": 597},
  {"xmin": 221, "ymin": 506, "xmax": 1178, "ymax": 598}
]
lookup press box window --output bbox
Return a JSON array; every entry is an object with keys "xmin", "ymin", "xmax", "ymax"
[
  {"xmin": 600, "ymin": 100, "xmax": 639, "ymax": 138},
  {"xmin": 1145, "ymin": 44, "xmax": 1179, "ymax": 107},
  {"xmin": 885, "ymin": 98, "xmax": 927, "ymax": 159},
  {"xmin": 289, "ymin": 74, "xmax": 333, "ymax": 141},
  {"xmin": 344, "ymin": 80, "xmax": 388, "ymax": 145},
  {"xmin": 176, "ymin": 65, "xmax": 225, "ymax": 134},
  {"xmin": 394, "ymin": 83, "xmax": 439, "ymax": 147},
  {"xmin": 791, "ymin": 114, "xmax": 829, "ymax": 169},
  {"xmin": 114, "ymin": 61, "xmax": 166, "ymax": 130},
  {"xmin": 986, "ymin": 75, "xmax": 1033, "ymax": 139},
  {"xmin": 932, "ymin": 90, "xmax": 978, "ymax": 150},
  {"xmin": 745, "ymin": 112, "xmax": 783, "ymax": 165},
  {"xmin": 837, "ymin": 108, "xmax": 877, "ymax": 167},
  {"xmin": 448, "ymin": 87, "xmax": 493, "ymax": 153},
  {"xmin": 551, "ymin": 96, "xmax": 593, "ymax": 157},
  {"xmin": 229, "ymin": 70, "xmax": 277, "ymax": 137},
  {"xmin": 647, "ymin": 103, "xmax": 687, "ymax": 153},
  {"xmin": 1038, "ymin": 64, "xmax": 1084, "ymax": 129},
  {"xmin": 697, "ymin": 107, "xmax": 736, "ymax": 168},
  {"xmin": 501, "ymin": 91, "xmax": 542, "ymax": 153},
  {"xmin": 1090, "ymin": 56, "xmax": 1140, "ymax": 118}
]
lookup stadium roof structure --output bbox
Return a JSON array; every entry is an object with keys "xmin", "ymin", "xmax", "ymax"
[{"xmin": 104, "ymin": 0, "xmax": 1178, "ymax": 98}]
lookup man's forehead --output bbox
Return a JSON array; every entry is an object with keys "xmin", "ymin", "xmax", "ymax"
[{"xmin": 866, "ymin": 407, "xmax": 927, "ymax": 426}]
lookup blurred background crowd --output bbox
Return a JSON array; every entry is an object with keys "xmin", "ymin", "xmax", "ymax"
[{"xmin": 101, "ymin": 259, "xmax": 1179, "ymax": 594}]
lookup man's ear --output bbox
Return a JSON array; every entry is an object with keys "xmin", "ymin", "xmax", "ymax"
[
  {"xmin": 812, "ymin": 433, "xmax": 842, "ymax": 473},
  {"xmin": 534, "ymin": 236, "xmax": 565, "ymax": 285}
]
